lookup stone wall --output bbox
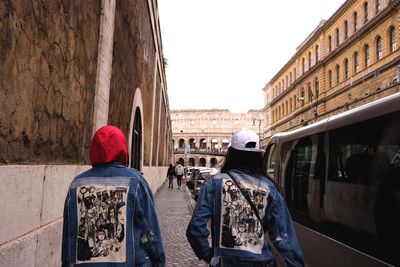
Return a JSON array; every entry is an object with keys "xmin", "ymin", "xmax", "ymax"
[
  {"xmin": 0, "ymin": 0, "xmax": 101, "ymax": 164},
  {"xmin": 0, "ymin": 0, "xmax": 173, "ymax": 266}
]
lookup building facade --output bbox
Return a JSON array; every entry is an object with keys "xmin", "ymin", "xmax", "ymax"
[
  {"xmin": 0, "ymin": 0, "xmax": 172, "ymax": 265},
  {"xmin": 263, "ymin": 0, "xmax": 400, "ymax": 141},
  {"xmin": 171, "ymin": 109, "xmax": 263, "ymax": 167}
]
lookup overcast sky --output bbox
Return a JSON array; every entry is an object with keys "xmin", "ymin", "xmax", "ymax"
[{"xmin": 158, "ymin": 0, "xmax": 345, "ymax": 113}]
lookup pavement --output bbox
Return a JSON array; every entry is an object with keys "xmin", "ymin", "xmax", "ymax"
[{"xmin": 155, "ymin": 180, "xmax": 208, "ymax": 267}]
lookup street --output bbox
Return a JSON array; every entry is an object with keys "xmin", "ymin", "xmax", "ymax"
[{"xmin": 155, "ymin": 181, "xmax": 208, "ymax": 267}]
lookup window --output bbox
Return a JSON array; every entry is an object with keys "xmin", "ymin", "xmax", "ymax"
[
  {"xmin": 265, "ymin": 143, "xmax": 277, "ymax": 178},
  {"xmin": 314, "ymin": 78, "xmax": 319, "ymax": 98},
  {"xmin": 353, "ymin": 12, "xmax": 359, "ymax": 31},
  {"xmin": 375, "ymin": 0, "xmax": 381, "ymax": 14},
  {"xmin": 354, "ymin": 52, "xmax": 360, "ymax": 74},
  {"xmin": 302, "ymin": 58, "xmax": 305, "ymax": 74},
  {"xmin": 364, "ymin": 2, "xmax": 369, "ymax": 23},
  {"xmin": 364, "ymin": 44, "xmax": 370, "ymax": 67},
  {"xmin": 300, "ymin": 88, "xmax": 305, "ymax": 105},
  {"xmin": 389, "ymin": 26, "xmax": 396, "ymax": 52},
  {"xmin": 344, "ymin": 58, "xmax": 349, "ymax": 80},
  {"xmin": 315, "ymin": 45, "xmax": 319, "ymax": 63},
  {"xmin": 307, "ymin": 82, "xmax": 313, "ymax": 102},
  {"xmin": 328, "ymin": 70, "xmax": 332, "ymax": 89},
  {"xmin": 344, "ymin": 20, "xmax": 349, "ymax": 40},
  {"xmin": 328, "ymin": 35, "xmax": 332, "ymax": 52},
  {"xmin": 376, "ymin": 36, "xmax": 382, "ymax": 60},
  {"xmin": 336, "ymin": 28, "xmax": 340, "ymax": 47},
  {"xmin": 282, "ymin": 136, "xmax": 317, "ymax": 214},
  {"xmin": 308, "ymin": 52, "xmax": 312, "ymax": 69},
  {"xmin": 336, "ymin": 64, "xmax": 340, "ymax": 84}
]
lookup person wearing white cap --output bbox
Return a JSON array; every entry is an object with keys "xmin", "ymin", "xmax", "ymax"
[{"xmin": 186, "ymin": 129, "xmax": 305, "ymax": 267}]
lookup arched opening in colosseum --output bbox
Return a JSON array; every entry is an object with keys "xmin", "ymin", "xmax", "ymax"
[
  {"xmin": 189, "ymin": 138, "xmax": 196, "ymax": 149},
  {"xmin": 179, "ymin": 138, "xmax": 185, "ymax": 149},
  {"xmin": 211, "ymin": 138, "xmax": 218, "ymax": 152},
  {"xmin": 199, "ymin": 158, "xmax": 206, "ymax": 167},
  {"xmin": 221, "ymin": 138, "xmax": 230, "ymax": 150},
  {"xmin": 200, "ymin": 138, "xmax": 207, "ymax": 149},
  {"xmin": 131, "ymin": 107, "xmax": 142, "ymax": 171},
  {"xmin": 189, "ymin": 158, "xmax": 195, "ymax": 166},
  {"xmin": 210, "ymin": 158, "xmax": 217, "ymax": 168},
  {"xmin": 178, "ymin": 158, "xmax": 184, "ymax": 165}
]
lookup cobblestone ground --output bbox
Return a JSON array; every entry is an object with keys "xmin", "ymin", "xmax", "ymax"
[{"xmin": 155, "ymin": 181, "xmax": 208, "ymax": 267}]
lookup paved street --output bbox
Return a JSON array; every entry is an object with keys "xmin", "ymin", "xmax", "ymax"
[{"xmin": 155, "ymin": 181, "xmax": 208, "ymax": 267}]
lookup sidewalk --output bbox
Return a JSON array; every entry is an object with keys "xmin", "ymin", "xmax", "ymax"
[{"xmin": 155, "ymin": 181, "xmax": 208, "ymax": 267}]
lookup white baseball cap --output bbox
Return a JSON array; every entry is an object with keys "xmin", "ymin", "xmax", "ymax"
[{"xmin": 230, "ymin": 129, "xmax": 263, "ymax": 152}]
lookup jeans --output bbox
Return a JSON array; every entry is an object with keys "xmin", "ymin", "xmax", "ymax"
[
  {"xmin": 176, "ymin": 175, "xmax": 183, "ymax": 187},
  {"xmin": 168, "ymin": 175, "xmax": 174, "ymax": 188}
]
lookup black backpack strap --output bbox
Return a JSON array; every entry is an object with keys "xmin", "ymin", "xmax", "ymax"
[{"xmin": 226, "ymin": 172, "xmax": 267, "ymax": 233}]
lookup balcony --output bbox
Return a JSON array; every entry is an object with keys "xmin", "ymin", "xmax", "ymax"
[{"xmin": 174, "ymin": 147, "xmax": 227, "ymax": 156}]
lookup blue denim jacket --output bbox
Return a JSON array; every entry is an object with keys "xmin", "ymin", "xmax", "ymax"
[
  {"xmin": 62, "ymin": 163, "xmax": 165, "ymax": 267},
  {"xmin": 186, "ymin": 168, "xmax": 304, "ymax": 267}
]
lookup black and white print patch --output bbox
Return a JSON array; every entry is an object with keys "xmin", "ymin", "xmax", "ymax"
[
  {"xmin": 76, "ymin": 185, "xmax": 128, "ymax": 263},
  {"xmin": 219, "ymin": 178, "xmax": 269, "ymax": 254}
]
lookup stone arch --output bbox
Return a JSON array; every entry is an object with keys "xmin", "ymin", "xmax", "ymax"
[
  {"xmin": 128, "ymin": 87, "xmax": 144, "ymax": 170},
  {"xmin": 199, "ymin": 158, "xmax": 206, "ymax": 167},
  {"xmin": 178, "ymin": 138, "xmax": 185, "ymax": 149},
  {"xmin": 210, "ymin": 158, "xmax": 217, "ymax": 167},
  {"xmin": 189, "ymin": 157, "xmax": 195, "ymax": 166}
]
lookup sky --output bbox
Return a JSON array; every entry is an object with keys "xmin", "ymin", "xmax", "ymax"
[{"xmin": 158, "ymin": 0, "xmax": 346, "ymax": 113}]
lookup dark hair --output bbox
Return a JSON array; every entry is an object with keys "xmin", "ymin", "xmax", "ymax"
[{"xmin": 221, "ymin": 147, "xmax": 266, "ymax": 175}]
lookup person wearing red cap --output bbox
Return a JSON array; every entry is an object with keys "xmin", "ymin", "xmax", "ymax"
[{"xmin": 62, "ymin": 125, "xmax": 165, "ymax": 267}]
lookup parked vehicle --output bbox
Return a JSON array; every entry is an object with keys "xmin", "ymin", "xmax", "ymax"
[
  {"xmin": 193, "ymin": 169, "xmax": 211, "ymax": 200},
  {"xmin": 264, "ymin": 92, "xmax": 400, "ymax": 267}
]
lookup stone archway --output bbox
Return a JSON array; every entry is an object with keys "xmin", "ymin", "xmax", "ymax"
[
  {"xmin": 128, "ymin": 88, "xmax": 144, "ymax": 170},
  {"xmin": 131, "ymin": 107, "xmax": 142, "ymax": 171}
]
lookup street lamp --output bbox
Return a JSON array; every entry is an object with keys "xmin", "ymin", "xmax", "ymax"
[{"xmin": 252, "ymin": 115, "xmax": 262, "ymax": 139}]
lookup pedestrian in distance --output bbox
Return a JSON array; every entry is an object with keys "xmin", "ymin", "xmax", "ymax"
[
  {"xmin": 186, "ymin": 129, "xmax": 305, "ymax": 267},
  {"xmin": 167, "ymin": 163, "xmax": 176, "ymax": 189},
  {"xmin": 175, "ymin": 162, "xmax": 184, "ymax": 189},
  {"xmin": 62, "ymin": 125, "xmax": 166, "ymax": 267}
]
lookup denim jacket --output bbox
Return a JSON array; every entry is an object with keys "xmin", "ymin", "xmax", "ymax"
[
  {"xmin": 62, "ymin": 163, "xmax": 165, "ymax": 267},
  {"xmin": 186, "ymin": 168, "xmax": 304, "ymax": 267}
]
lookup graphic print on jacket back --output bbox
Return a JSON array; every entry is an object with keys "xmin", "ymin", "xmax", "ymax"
[
  {"xmin": 220, "ymin": 178, "xmax": 269, "ymax": 254},
  {"xmin": 76, "ymin": 185, "xmax": 128, "ymax": 263}
]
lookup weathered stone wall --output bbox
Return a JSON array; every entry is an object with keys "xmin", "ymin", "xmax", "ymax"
[
  {"xmin": 0, "ymin": 0, "xmax": 101, "ymax": 164},
  {"xmin": 109, "ymin": 0, "xmax": 156, "ymax": 168}
]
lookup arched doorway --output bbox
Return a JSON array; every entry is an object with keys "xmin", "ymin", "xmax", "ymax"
[
  {"xmin": 179, "ymin": 139, "xmax": 185, "ymax": 149},
  {"xmin": 131, "ymin": 107, "xmax": 142, "ymax": 171},
  {"xmin": 199, "ymin": 158, "xmax": 206, "ymax": 167},
  {"xmin": 200, "ymin": 138, "xmax": 207, "ymax": 149},
  {"xmin": 189, "ymin": 138, "xmax": 196, "ymax": 149},
  {"xmin": 189, "ymin": 158, "xmax": 195, "ymax": 166},
  {"xmin": 210, "ymin": 158, "xmax": 217, "ymax": 168},
  {"xmin": 178, "ymin": 158, "xmax": 184, "ymax": 165}
]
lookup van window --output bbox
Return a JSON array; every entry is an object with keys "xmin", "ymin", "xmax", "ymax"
[
  {"xmin": 265, "ymin": 143, "xmax": 277, "ymax": 179},
  {"xmin": 281, "ymin": 135, "xmax": 318, "ymax": 216}
]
